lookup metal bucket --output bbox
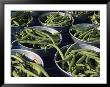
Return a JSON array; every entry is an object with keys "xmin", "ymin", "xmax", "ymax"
[{"xmin": 54, "ymin": 43, "xmax": 100, "ymax": 77}]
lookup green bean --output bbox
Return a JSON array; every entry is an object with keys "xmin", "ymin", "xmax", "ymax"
[
  {"xmin": 85, "ymin": 56, "xmax": 90, "ymax": 64},
  {"xmin": 34, "ymin": 29, "xmax": 47, "ymax": 38},
  {"xmin": 28, "ymin": 62, "xmax": 42, "ymax": 75},
  {"xmin": 13, "ymin": 21, "xmax": 20, "ymax": 26},
  {"xmin": 44, "ymin": 12, "xmax": 71, "ymax": 26},
  {"xmin": 70, "ymin": 25, "xmax": 100, "ymax": 42},
  {"xmin": 60, "ymin": 53, "xmax": 73, "ymax": 63},
  {"xmin": 21, "ymin": 34, "xmax": 30, "ymax": 40},
  {"xmin": 79, "ymin": 29, "xmax": 93, "ymax": 39},
  {"xmin": 85, "ymin": 70, "xmax": 98, "ymax": 74},
  {"xmin": 85, "ymin": 64, "xmax": 91, "ymax": 70},
  {"xmin": 16, "ymin": 28, "xmax": 60, "ymax": 49},
  {"xmin": 76, "ymin": 64, "xmax": 85, "ymax": 67},
  {"xmin": 74, "ymin": 31, "xmax": 81, "ymax": 37},
  {"xmin": 64, "ymin": 43, "xmax": 76, "ymax": 57},
  {"xmin": 15, "ymin": 66, "xmax": 38, "ymax": 77},
  {"xmin": 12, "ymin": 70, "xmax": 19, "ymax": 77},
  {"xmin": 68, "ymin": 54, "xmax": 76, "ymax": 72},
  {"xmin": 11, "ymin": 55, "xmax": 23, "ymax": 63},
  {"xmin": 11, "ymin": 11, "xmax": 31, "ymax": 26},
  {"xmin": 38, "ymin": 30, "xmax": 56, "ymax": 45},
  {"xmin": 79, "ymin": 51, "xmax": 99, "ymax": 57},
  {"xmin": 57, "ymin": 46, "xmax": 100, "ymax": 77},
  {"xmin": 78, "ymin": 49, "xmax": 98, "ymax": 54},
  {"xmin": 72, "ymin": 69, "xmax": 77, "ymax": 76},
  {"xmin": 30, "ymin": 62, "xmax": 49, "ymax": 77},
  {"xmin": 89, "ymin": 11, "xmax": 100, "ymax": 26},
  {"xmin": 25, "ymin": 30, "xmax": 43, "ymax": 39},
  {"xmin": 82, "ymin": 30, "xmax": 94, "ymax": 40},
  {"xmin": 76, "ymin": 55, "xmax": 86, "ymax": 64},
  {"xmin": 19, "ymin": 40, "xmax": 39, "ymax": 45},
  {"xmin": 11, "ymin": 53, "xmax": 49, "ymax": 77},
  {"xmin": 11, "ymin": 60, "xmax": 20, "ymax": 64}
]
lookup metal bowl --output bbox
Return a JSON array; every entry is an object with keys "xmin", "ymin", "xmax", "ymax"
[
  {"xmin": 69, "ymin": 23, "xmax": 100, "ymax": 48},
  {"xmin": 38, "ymin": 12, "xmax": 74, "ymax": 34},
  {"xmin": 13, "ymin": 26, "xmax": 62, "ymax": 58},
  {"xmin": 54, "ymin": 43, "xmax": 100, "ymax": 77},
  {"xmin": 11, "ymin": 11, "xmax": 33, "ymax": 28},
  {"xmin": 11, "ymin": 49, "xmax": 44, "ymax": 66}
]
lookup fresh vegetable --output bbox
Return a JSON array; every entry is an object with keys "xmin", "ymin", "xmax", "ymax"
[
  {"xmin": 44, "ymin": 12, "xmax": 71, "ymax": 26},
  {"xmin": 15, "ymin": 28, "xmax": 60, "ymax": 49},
  {"xmin": 11, "ymin": 11, "xmax": 32, "ymax": 27},
  {"xmin": 89, "ymin": 11, "xmax": 100, "ymax": 26},
  {"xmin": 54, "ymin": 44, "xmax": 100, "ymax": 77},
  {"xmin": 11, "ymin": 52, "xmax": 49, "ymax": 77},
  {"xmin": 70, "ymin": 25, "xmax": 100, "ymax": 43}
]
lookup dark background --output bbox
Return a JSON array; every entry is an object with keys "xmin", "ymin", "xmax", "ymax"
[{"xmin": 0, "ymin": 0, "xmax": 109, "ymax": 87}]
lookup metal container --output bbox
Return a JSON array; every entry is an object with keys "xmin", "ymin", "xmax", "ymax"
[
  {"xmin": 11, "ymin": 49, "xmax": 44, "ymax": 66},
  {"xmin": 11, "ymin": 11, "xmax": 33, "ymax": 28},
  {"xmin": 13, "ymin": 26, "xmax": 62, "ymax": 58},
  {"xmin": 54, "ymin": 43, "xmax": 100, "ymax": 77},
  {"xmin": 30, "ymin": 11, "xmax": 48, "ymax": 26},
  {"xmin": 38, "ymin": 12, "xmax": 74, "ymax": 34},
  {"xmin": 69, "ymin": 23, "xmax": 100, "ymax": 48}
]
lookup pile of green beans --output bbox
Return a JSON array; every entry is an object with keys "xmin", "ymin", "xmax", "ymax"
[
  {"xmin": 70, "ymin": 25, "xmax": 100, "ymax": 43},
  {"xmin": 11, "ymin": 11, "xmax": 32, "ymax": 27},
  {"xmin": 57, "ymin": 45, "xmax": 100, "ymax": 77},
  {"xmin": 16, "ymin": 28, "xmax": 60, "ymax": 49},
  {"xmin": 11, "ymin": 53, "xmax": 49, "ymax": 77},
  {"xmin": 89, "ymin": 11, "xmax": 100, "ymax": 26},
  {"xmin": 44, "ymin": 12, "xmax": 71, "ymax": 26}
]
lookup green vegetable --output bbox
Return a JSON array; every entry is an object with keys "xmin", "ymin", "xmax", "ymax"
[
  {"xmin": 53, "ymin": 44, "xmax": 100, "ymax": 77},
  {"xmin": 11, "ymin": 11, "xmax": 32, "ymax": 27},
  {"xmin": 44, "ymin": 12, "xmax": 71, "ymax": 26},
  {"xmin": 15, "ymin": 28, "xmax": 60, "ymax": 49},
  {"xmin": 12, "ymin": 70, "xmax": 19, "ymax": 77},
  {"xmin": 70, "ymin": 25, "xmax": 100, "ymax": 43},
  {"xmin": 89, "ymin": 11, "xmax": 100, "ymax": 26},
  {"xmin": 11, "ymin": 53, "xmax": 49, "ymax": 77}
]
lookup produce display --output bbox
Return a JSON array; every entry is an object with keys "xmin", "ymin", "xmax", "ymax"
[
  {"xmin": 70, "ymin": 25, "xmax": 100, "ymax": 43},
  {"xmin": 11, "ymin": 11, "xmax": 32, "ymax": 27},
  {"xmin": 15, "ymin": 28, "xmax": 60, "ymax": 49},
  {"xmin": 55, "ymin": 44, "xmax": 100, "ymax": 77},
  {"xmin": 43, "ymin": 12, "xmax": 71, "ymax": 26},
  {"xmin": 11, "ymin": 52, "xmax": 49, "ymax": 77},
  {"xmin": 11, "ymin": 11, "xmax": 100, "ymax": 77}
]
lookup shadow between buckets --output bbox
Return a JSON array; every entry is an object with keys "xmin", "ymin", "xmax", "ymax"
[
  {"xmin": 30, "ymin": 11, "xmax": 50, "ymax": 26},
  {"xmin": 72, "ymin": 11, "xmax": 94, "ymax": 24}
]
